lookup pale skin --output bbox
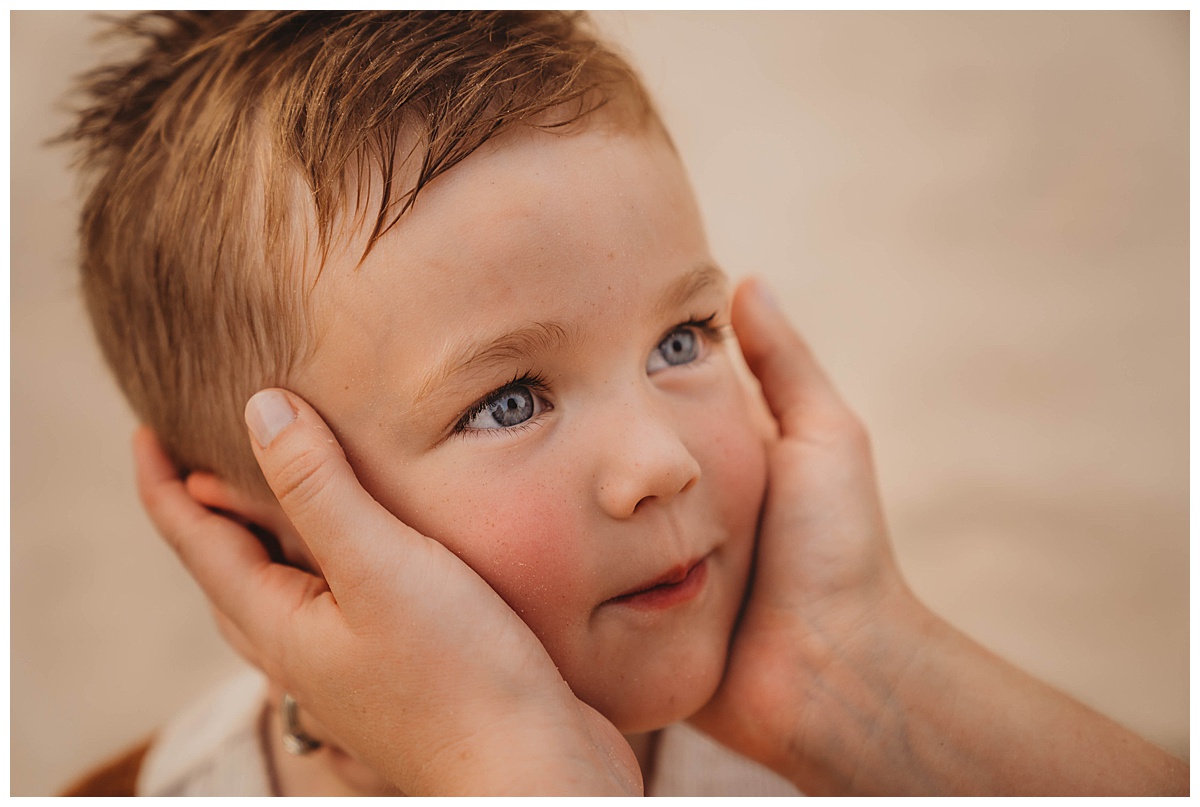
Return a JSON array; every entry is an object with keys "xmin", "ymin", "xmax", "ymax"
[{"xmin": 135, "ymin": 127, "xmax": 1188, "ymax": 795}]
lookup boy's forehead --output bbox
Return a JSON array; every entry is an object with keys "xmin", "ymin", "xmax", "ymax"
[
  {"xmin": 312, "ymin": 122, "xmax": 695, "ymax": 308},
  {"xmin": 412, "ymin": 120, "xmax": 678, "ymax": 229},
  {"xmin": 303, "ymin": 112, "xmax": 673, "ymax": 271},
  {"xmin": 294, "ymin": 123, "xmax": 720, "ymax": 420}
]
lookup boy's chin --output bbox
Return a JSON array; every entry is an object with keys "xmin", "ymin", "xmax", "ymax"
[{"xmin": 595, "ymin": 654, "xmax": 728, "ymax": 736}]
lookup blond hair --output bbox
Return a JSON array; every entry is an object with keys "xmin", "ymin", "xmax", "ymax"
[{"xmin": 62, "ymin": 11, "xmax": 652, "ymax": 493}]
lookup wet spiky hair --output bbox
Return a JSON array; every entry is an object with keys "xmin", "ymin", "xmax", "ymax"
[{"xmin": 62, "ymin": 11, "xmax": 653, "ymax": 492}]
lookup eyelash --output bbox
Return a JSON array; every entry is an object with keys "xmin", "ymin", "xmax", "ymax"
[
  {"xmin": 451, "ymin": 312, "xmax": 727, "ymax": 436},
  {"xmin": 454, "ymin": 370, "xmax": 551, "ymax": 434},
  {"xmin": 678, "ymin": 313, "xmax": 729, "ymax": 347}
]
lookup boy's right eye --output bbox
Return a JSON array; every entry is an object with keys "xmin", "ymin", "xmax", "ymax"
[{"xmin": 457, "ymin": 375, "xmax": 550, "ymax": 432}]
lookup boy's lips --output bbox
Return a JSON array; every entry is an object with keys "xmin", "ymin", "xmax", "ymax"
[{"xmin": 605, "ymin": 555, "xmax": 709, "ymax": 610}]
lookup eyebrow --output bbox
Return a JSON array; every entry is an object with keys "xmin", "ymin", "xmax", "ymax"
[
  {"xmin": 413, "ymin": 262, "xmax": 728, "ymax": 406},
  {"xmin": 413, "ymin": 320, "xmax": 576, "ymax": 404},
  {"xmin": 653, "ymin": 262, "xmax": 728, "ymax": 320}
]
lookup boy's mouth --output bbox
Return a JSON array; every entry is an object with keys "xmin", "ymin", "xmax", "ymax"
[{"xmin": 606, "ymin": 555, "xmax": 709, "ymax": 610}]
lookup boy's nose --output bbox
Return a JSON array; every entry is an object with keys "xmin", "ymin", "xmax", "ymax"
[{"xmin": 593, "ymin": 400, "xmax": 701, "ymax": 520}]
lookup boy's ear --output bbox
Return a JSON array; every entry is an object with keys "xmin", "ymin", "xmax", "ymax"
[{"xmin": 184, "ymin": 472, "xmax": 323, "ymax": 576}]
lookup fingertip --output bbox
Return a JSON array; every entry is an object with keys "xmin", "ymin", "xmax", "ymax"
[
  {"xmin": 184, "ymin": 470, "xmax": 224, "ymax": 504},
  {"xmin": 732, "ymin": 276, "xmax": 789, "ymax": 365},
  {"xmin": 731, "ymin": 276, "xmax": 850, "ymax": 436},
  {"xmin": 245, "ymin": 388, "xmax": 299, "ymax": 449},
  {"xmin": 741, "ymin": 275, "xmax": 779, "ymax": 312}
]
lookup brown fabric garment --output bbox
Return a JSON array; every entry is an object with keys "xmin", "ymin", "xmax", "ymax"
[{"xmin": 60, "ymin": 740, "xmax": 152, "ymax": 797}]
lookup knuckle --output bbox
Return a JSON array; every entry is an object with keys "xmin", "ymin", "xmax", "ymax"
[{"xmin": 271, "ymin": 442, "xmax": 335, "ymax": 514}]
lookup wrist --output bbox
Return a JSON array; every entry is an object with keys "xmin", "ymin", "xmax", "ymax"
[
  {"xmin": 781, "ymin": 576, "xmax": 943, "ymax": 795},
  {"xmin": 417, "ymin": 685, "xmax": 641, "ymax": 796}
]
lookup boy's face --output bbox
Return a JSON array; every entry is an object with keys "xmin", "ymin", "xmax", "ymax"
[{"xmin": 293, "ymin": 124, "xmax": 768, "ymax": 732}]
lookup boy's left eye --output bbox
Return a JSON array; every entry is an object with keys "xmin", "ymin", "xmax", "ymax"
[{"xmin": 646, "ymin": 324, "xmax": 704, "ymax": 373}]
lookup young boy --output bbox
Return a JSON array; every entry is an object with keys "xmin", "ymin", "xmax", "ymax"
[
  {"xmin": 62, "ymin": 10, "xmax": 796, "ymax": 795},
  {"xmin": 61, "ymin": 10, "xmax": 1188, "ymax": 797}
]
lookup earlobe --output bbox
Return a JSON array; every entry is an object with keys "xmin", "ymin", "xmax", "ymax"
[{"xmin": 185, "ymin": 472, "xmax": 322, "ymax": 575}]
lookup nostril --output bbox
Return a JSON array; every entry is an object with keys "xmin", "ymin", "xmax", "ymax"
[{"xmin": 632, "ymin": 474, "xmax": 696, "ymax": 514}]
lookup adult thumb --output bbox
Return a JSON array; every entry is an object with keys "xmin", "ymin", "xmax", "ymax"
[
  {"xmin": 244, "ymin": 388, "xmax": 419, "ymax": 601},
  {"xmin": 731, "ymin": 277, "xmax": 848, "ymax": 439}
]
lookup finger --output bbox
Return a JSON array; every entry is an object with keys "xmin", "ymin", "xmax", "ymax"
[
  {"xmin": 211, "ymin": 606, "xmax": 265, "ymax": 671},
  {"xmin": 731, "ymin": 277, "xmax": 851, "ymax": 438},
  {"xmin": 133, "ymin": 427, "xmax": 318, "ymax": 658},
  {"xmin": 184, "ymin": 471, "xmax": 324, "ymax": 575},
  {"xmin": 243, "ymin": 389, "xmax": 428, "ymax": 602}
]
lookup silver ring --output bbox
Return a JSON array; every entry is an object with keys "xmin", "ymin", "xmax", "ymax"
[{"xmin": 281, "ymin": 693, "xmax": 323, "ymax": 755}]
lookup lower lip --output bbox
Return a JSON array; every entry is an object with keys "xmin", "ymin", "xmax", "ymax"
[{"xmin": 609, "ymin": 558, "xmax": 709, "ymax": 611}]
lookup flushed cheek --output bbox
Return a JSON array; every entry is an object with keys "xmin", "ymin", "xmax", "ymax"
[
  {"xmin": 419, "ymin": 476, "xmax": 595, "ymax": 645},
  {"xmin": 700, "ymin": 400, "xmax": 769, "ymax": 541}
]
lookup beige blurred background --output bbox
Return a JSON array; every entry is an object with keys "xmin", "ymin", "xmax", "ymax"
[{"xmin": 11, "ymin": 11, "xmax": 1188, "ymax": 796}]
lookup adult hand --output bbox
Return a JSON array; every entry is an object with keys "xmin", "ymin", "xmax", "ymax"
[
  {"xmin": 691, "ymin": 277, "xmax": 916, "ymax": 786},
  {"xmin": 691, "ymin": 278, "xmax": 1188, "ymax": 796},
  {"xmin": 133, "ymin": 393, "xmax": 641, "ymax": 796}
]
